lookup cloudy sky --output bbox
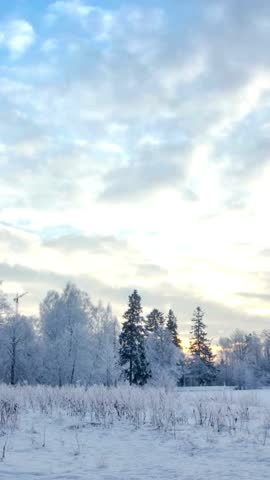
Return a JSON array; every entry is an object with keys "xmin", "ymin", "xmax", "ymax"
[{"xmin": 1, "ymin": 0, "xmax": 270, "ymax": 342}]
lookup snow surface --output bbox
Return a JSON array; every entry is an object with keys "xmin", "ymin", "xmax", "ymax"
[{"xmin": 0, "ymin": 385, "xmax": 270, "ymax": 479}]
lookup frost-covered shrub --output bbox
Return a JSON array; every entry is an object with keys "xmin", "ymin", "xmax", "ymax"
[
  {"xmin": 0, "ymin": 397, "xmax": 19, "ymax": 430},
  {"xmin": 0, "ymin": 383, "xmax": 268, "ymax": 443}
]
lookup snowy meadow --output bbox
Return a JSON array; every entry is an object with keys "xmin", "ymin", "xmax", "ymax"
[{"xmin": 0, "ymin": 385, "xmax": 270, "ymax": 480}]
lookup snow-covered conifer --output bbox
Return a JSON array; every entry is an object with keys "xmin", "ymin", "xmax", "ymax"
[
  {"xmin": 166, "ymin": 309, "xmax": 182, "ymax": 348},
  {"xmin": 119, "ymin": 290, "xmax": 149, "ymax": 385},
  {"xmin": 189, "ymin": 307, "xmax": 216, "ymax": 385},
  {"xmin": 145, "ymin": 308, "xmax": 165, "ymax": 332}
]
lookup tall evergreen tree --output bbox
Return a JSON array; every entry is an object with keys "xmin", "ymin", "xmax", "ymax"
[
  {"xmin": 146, "ymin": 308, "xmax": 164, "ymax": 332},
  {"xmin": 119, "ymin": 290, "xmax": 149, "ymax": 385},
  {"xmin": 166, "ymin": 309, "xmax": 181, "ymax": 348},
  {"xmin": 189, "ymin": 306, "xmax": 216, "ymax": 385}
]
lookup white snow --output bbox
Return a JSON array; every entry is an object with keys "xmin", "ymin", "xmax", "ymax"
[{"xmin": 0, "ymin": 385, "xmax": 269, "ymax": 479}]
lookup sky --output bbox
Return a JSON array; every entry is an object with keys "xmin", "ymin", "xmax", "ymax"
[{"xmin": 1, "ymin": 0, "xmax": 270, "ymax": 342}]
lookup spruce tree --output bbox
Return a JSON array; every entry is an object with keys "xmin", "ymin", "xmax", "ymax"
[
  {"xmin": 166, "ymin": 309, "xmax": 181, "ymax": 348},
  {"xmin": 119, "ymin": 290, "xmax": 149, "ymax": 385},
  {"xmin": 146, "ymin": 308, "xmax": 164, "ymax": 332},
  {"xmin": 189, "ymin": 306, "xmax": 216, "ymax": 385}
]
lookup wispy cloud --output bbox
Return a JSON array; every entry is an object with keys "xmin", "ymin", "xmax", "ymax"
[
  {"xmin": 1, "ymin": 1, "xmax": 270, "ymax": 337},
  {"xmin": 49, "ymin": 0, "xmax": 96, "ymax": 19}
]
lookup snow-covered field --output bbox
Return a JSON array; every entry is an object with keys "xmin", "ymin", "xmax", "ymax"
[{"xmin": 0, "ymin": 385, "xmax": 269, "ymax": 480}]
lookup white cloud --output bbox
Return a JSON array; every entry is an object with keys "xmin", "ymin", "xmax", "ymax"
[
  {"xmin": 41, "ymin": 38, "xmax": 57, "ymax": 53},
  {"xmin": 0, "ymin": 20, "xmax": 35, "ymax": 56},
  {"xmin": 1, "ymin": 1, "xmax": 270, "ymax": 336},
  {"xmin": 49, "ymin": 0, "xmax": 95, "ymax": 19}
]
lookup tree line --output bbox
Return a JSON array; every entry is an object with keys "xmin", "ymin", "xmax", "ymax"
[{"xmin": 0, "ymin": 283, "xmax": 269, "ymax": 388}]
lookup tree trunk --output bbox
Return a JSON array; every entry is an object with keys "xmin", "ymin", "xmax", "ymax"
[
  {"xmin": 129, "ymin": 357, "xmax": 132, "ymax": 385},
  {"xmin": 70, "ymin": 359, "xmax": 76, "ymax": 384},
  {"xmin": 58, "ymin": 367, "xmax": 62, "ymax": 387},
  {"xmin": 10, "ymin": 338, "xmax": 16, "ymax": 385}
]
